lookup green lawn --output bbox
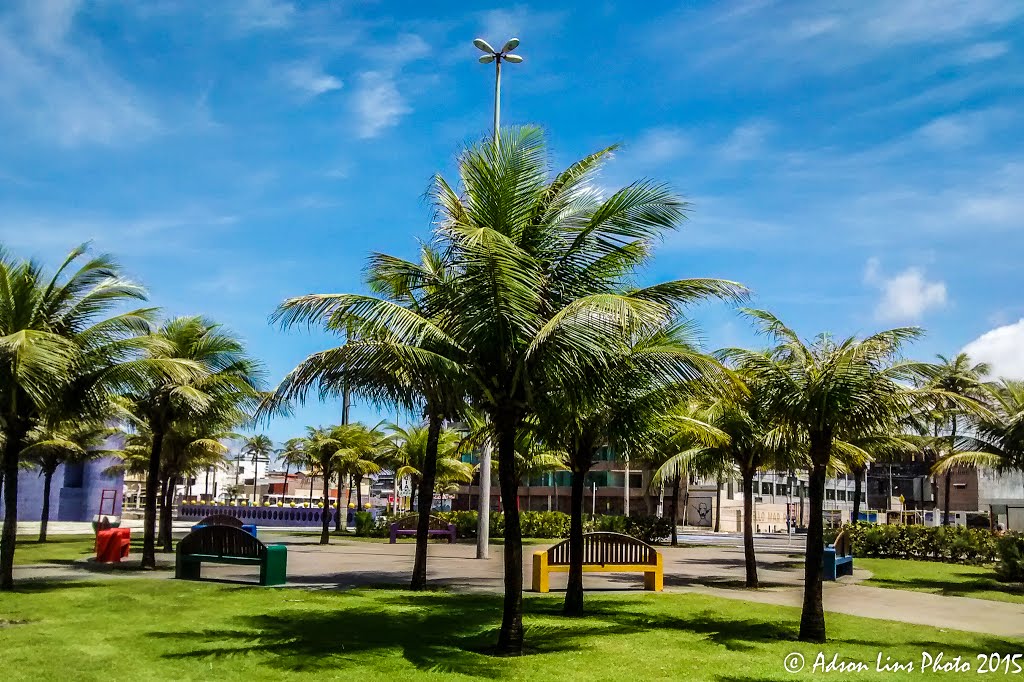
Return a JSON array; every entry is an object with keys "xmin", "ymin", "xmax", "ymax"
[
  {"xmin": 10, "ymin": 535, "xmax": 96, "ymax": 566},
  {"xmin": 859, "ymin": 558, "xmax": 1024, "ymax": 604},
  {"xmin": 1, "ymin": 577, "xmax": 1020, "ymax": 681}
]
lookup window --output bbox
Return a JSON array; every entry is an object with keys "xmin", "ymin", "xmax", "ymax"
[
  {"xmin": 629, "ymin": 472, "xmax": 643, "ymax": 489},
  {"xmin": 585, "ymin": 471, "xmax": 609, "ymax": 487},
  {"xmin": 775, "ymin": 484, "xmax": 787, "ymax": 496},
  {"xmin": 836, "ymin": 490, "xmax": 846, "ymax": 501},
  {"xmin": 825, "ymin": 489, "xmax": 836, "ymax": 500},
  {"xmin": 760, "ymin": 482, "xmax": 773, "ymax": 495}
]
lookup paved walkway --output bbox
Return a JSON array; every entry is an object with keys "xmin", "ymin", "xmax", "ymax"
[{"xmin": 12, "ymin": 531, "xmax": 1024, "ymax": 640}]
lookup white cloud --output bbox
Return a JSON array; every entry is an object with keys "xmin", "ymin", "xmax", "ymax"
[
  {"xmin": 478, "ymin": 7, "xmax": 565, "ymax": 40},
  {"xmin": 351, "ymin": 72, "xmax": 409, "ymax": 139},
  {"xmin": 280, "ymin": 62, "xmax": 342, "ymax": 97},
  {"xmin": 962, "ymin": 319, "xmax": 1024, "ymax": 379},
  {"xmin": 864, "ymin": 258, "xmax": 947, "ymax": 321},
  {"xmin": 956, "ymin": 41, "xmax": 1010, "ymax": 64},
  {"xmin": 0, "ymin": 0, "xmax": 159, "ymax": 146},
  {"xmin": 228, "ymin": 0, "xmax": 295, "ymax": 32},
  {"xmin": 719, "ymin": 121, "xmax": 773, "ymax": 161},
  {"xmin": 630, "ymin": 128, "xmax": 689, "ymax": 165}
]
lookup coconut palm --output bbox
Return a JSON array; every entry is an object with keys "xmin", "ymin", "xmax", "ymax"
[
  {"xmin": 125, "ymin": 316, "xmax": 264, "ymax": 569},
  {"xmin": 919, "ymin": 354, "xmax": 992, "ymax": 525},
  {"xmin": 934, "ymin": 379, "xmax": 1024, "ymax": 480},
  {"xmin": 727, "ymin": 310, "xmax": 935, "ymax": 642},
  {"xmin": 536, "ymin": 321, "xmax": 735, "ymax": 615},
  {"xmin": 0, "ymin": 244, "xmax": 168, "ymax": 590},
  {"xmin": 22, "ymin": 419, "xmax": 122, "ymax": 542},
  {"xmin": 382, "ymin": 423, "xmax": 474, "ymax": 511},
  {"xmin": 334, "ymin": 422, "xmax": 386, "ymax": 516},
  {"xmin": 276, "ymin": 437, "xmax": 307, "ymax": 502},
  {"xmin": 240, "ymin": 434, "xmax": 274, "ymax": 503},
  {"xmin": 267, "ymin": 128, "xmax": 743, "ymax": 652}
]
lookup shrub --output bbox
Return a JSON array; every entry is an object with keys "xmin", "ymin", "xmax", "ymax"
[
  {"xmin": 354, "ymin": 511, "xmax": 384, "ymax": 537},
  {"xmin": 594, "ymin": 515, "xmax": 628, "ymax": 533},
  {"xmin": 624, "ymin": 515, "xmax": 673, "ymax": 544},
  {"xmin": 996, "ymin": 533, "xmax": 1024, "ymax": 582},
  {"xmin": 832, "ymin": 522, "xmax": 999, "ymax": 565}
]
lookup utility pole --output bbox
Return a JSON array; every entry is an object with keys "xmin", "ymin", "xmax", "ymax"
[{"xmin": 472, "ymin": 35, "xmax": 523, "ymax": 560}]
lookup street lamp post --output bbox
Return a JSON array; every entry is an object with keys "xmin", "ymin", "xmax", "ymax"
[
  {"xmin": 472, "ymin": 36, "xmax": 523, "ymax": 561},
  {"xmin": 473, "ymin": 37, "xmax": 524, "ymax": 145}
]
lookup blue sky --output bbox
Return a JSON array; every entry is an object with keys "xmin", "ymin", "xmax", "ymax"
[{"xmin": 2, "ymin": 0, "xmax": 1022, "ymax": 443}]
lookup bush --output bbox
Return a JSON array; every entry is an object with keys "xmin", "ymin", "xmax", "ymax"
[
  {"xmin": 593, "ymin": 515, "xmax": 628, "ymax": 533},
  {"xmin": 996, "ymin": 533, "xmax": 1024, "ymax": 582},
  {"xmin": 830, "ymin": 522, "xmax": 1000, "ymax": 565},
  {"xmin": 354, "ymin": 511, "xmax": 387, "ymax": 537},
  {"xmin": 624, "ymin": 515, "xmax": 673, "ymax": 544}
]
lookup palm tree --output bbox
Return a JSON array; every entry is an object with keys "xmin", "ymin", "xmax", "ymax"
[
  {"xmin": 22, "ymin": 419, "xmax": 122, "ymax": 542},
  {"xmin": 267, "ymin": 128, "xmax": 742, "ymax": 652},
  {"xmin": 336, "ymin": 422, "xmax": 386, "ymax": 513},
  {"xmin": 536, "ymin": 322, "xmax": 736, "ymax": 616},
  {"xmin": 729, "ymin": 310, "xmax": 929, "ymax": 642},
  {"xmin": 240, "ymin": 434, "xmax": 274, "ymax": 504},
  {"xmin": 0, "ymin": 244, "xmax": 163, "ymax": 590},
  {"xmin": 934, "ymin": 379, "xmax": 1024, "ymax": 485},
  {"xmin": 922, "ymin": 354, "xmax": 991, "ymax": 525},
  {"xmin": 125, "ymin": 316, "xmax": 263, "ymax": 569},
  {"xmin": 276, "ymin": 437, "xmax": 307, "ymax": 502},
  {"xmin": 382, "ymin": 423, "xmax": 473, "ymax": 512}
]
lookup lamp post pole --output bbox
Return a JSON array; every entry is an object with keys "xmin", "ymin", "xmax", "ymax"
[{"xmin": 473, "ymin": 36, "xmax": 523, "ymax": 560}]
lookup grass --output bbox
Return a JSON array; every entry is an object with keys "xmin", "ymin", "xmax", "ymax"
[
  {"xmin": 10, "ymin": 535, "xmax": 96, "ymax": 566},
  {"xmin": 859, "ymin": 557, "xmax": 1024, "ymax": 604},
  {"xmin": 0, "ymin": 577, "xmax": 1020, "ymax": 681}
]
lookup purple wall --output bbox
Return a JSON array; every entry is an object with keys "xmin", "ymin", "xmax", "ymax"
[
  {"xmin": 179, "ymin": 504, "xmax": 340, "ymax": 527},
  {"xmin": 1, "ymin": 457, "xmax": 123, "ymax": 523}
]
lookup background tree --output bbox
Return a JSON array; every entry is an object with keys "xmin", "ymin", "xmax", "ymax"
[
  {"xmin": 240, "ymin": 434, "xmax": 274, "ymax": 503},
  {"xmin": 276, "ymin": 437, "xmax": 307, "ymax": 502},
  {"xmin": 22, "ymin": 419, "xmax": 122, "ymax": 542},
  {"xmin": 730, "ymin": 310, "xmax": 926, "ymax": 642},
  {"xmin": 125, "ymin": 316, "xmax": 263, "ymax": 569}
]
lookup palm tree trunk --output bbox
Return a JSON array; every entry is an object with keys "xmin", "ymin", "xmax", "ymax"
[
  {"xmin": 714, "ymin": 476, "xmax": 722, "ymax": 533},
  {"xmin": 408, "ymin": 476, "xmax": 417, "ymax": 513},
  {"xmin": 670, "ymin": 473, "xmax": 681, "ymax": 547},
  {"xmin": 852, "ymin": 468, "xmax": 863, "ymax": 523},
  {"xmin": 943, "ymin": 418, "xmax": 958, "ymax": 526},
  {"xmin": 799, "ymin": 451, "xmax": 829, "ymax": 643},
  {"xmin": 411, "ymin": 412, "xmax": 443, "ymax": 590},
  {"xmin": 0, "ymin": 422, "xmax": 29, "ymax": 590},
  {"xmin": 356, "ymin": 475, "xmax": 363, "ymax": 509},
  {"xmin": 160, "ymin": 475, "xmax": 175, "ymax": 552},
  {"xmin": 495, "ymin": 414, "xmax": 524, "ymax": 655},
  {"xmin": 308, "ymin": 475, "xmax": 315, "ymax": 506},
  {"xmin": 157, "ymin": 475, "xmax": 169, "ymax": 548},
  {"xmin": 320, "ymin": 466, "xmax": 332, "ymax": 545},
  {"xmin": 282, "ymin": 462, "xmax": 290, "ymax": 502},
  {"xmin": 741, "ymin": 469, "xmax": 758, "ymax": 588},
  {"xmin": 564, "ymin": 463, "xmax": 587, "ymax": 616},
  {"xmin": 346, "ymin": 474, "xmax": 353, "ymax": 519},
  {"xmin": 334, "ymin": 473, "xmax": 344, "ymax": 531},
  {"xmin": 38, "ymin": 469, "xmax": 54, "ymax": 543},
  {"xmin": 141, "ymin": 423, "xmax": 165, "ymax": 570}
]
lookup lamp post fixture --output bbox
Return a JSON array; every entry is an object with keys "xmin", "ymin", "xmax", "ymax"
[{"xmin": 473, "ymin": 37, "xmax": 523, "ymax": 145}]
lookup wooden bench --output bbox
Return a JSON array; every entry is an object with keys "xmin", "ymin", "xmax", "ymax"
[
  {"xmin": 191, "ymin": 513, "xmax": 257, "ymax": 538},
  {"xmin": 389, "ymin": 514, "xmax": 457, "ymax": 544},
  {"xmin": 532, "ymin": 532, "xmax": 663, "ymax": 592},
  {"xmin": 822, "ymin": 529, "xmax": 854, "ymax": 580},
  {"xmin": 175, "ymin": 525, "xmax": 286, "ymax": 586}
]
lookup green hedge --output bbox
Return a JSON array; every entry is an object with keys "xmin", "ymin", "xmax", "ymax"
[
  {"xmin": 358, "ymin": 510, "xmax": 673, "ymax": 543},
  {"xmin": 996, "ymin": 533, "xmax": 1024, "ymax": 582},
  {"xmin": 825, "ymin": 522, "xmax": 1000, "ymax": 565}
]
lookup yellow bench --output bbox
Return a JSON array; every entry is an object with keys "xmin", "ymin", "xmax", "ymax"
[{"xmin": 532, "ymin": 532, "xmax": 663, "ymax": 592}]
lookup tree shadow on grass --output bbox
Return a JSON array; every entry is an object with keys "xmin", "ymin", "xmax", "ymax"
[
  {"xmin": 867, "ymin": 575, "xmax": 1024, "ymax": 601},
  {"xmin": 2, "ymin": 579, "xmax": 113, "ymax": 594},
  {"xmin": 149, "ymin": 588, "xmax": 834, "ymax": 675}
]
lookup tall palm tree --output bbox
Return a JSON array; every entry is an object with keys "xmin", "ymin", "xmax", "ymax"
[
  {"xmin": 923, "ymin": 354, "xmax": 991, "ymax": 525},
  {"xmin": 125, "ymin": 316, "xmax": 264, "ymax": 569},
  {"xmin": 240, "ymin": 434, "xmax": 274, "ymax": 503},
  {"xmin": 276, "ymin": 437, "xmax": 307, "ymax": 502},
  {"xmin": 0, "ymin": 244, "xmax": 165, "ymax": 590},
  {"xmin": 22, "ymin": 419, "xmax": 122, "ymax": 542},
  {"xmin": 268, "ymin": 128, "xmax": 741, "ymax": 652},
  {"xmin": 536, "ymin": 322, "xmax": 735, "ymax": 616},
  {"xmin": 729, "ymin": 310, "xmax": 930, "ymax": 642},
  {"xmin": 382, "ymin": 423, "xmax": 473, "ymax": 512}
]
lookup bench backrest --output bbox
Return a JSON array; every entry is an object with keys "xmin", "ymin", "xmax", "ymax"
[
  {"xmin": 546, "ymin": 532, "xmax": 658, "ymax": 566},
  {"xmin": 833, "ymin": 530, "xmax": 851, "ymax": 557},
  {"xmin": 391, "ymin": 514, "xmax": 448, "ymax": 531},
  {"xmin": 197, "ymin": 514, "xmax": 243, "ymax": 528},
  {"xmin": 178, "ymin": 525, "xmax": 266, "ymax": 559}
]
